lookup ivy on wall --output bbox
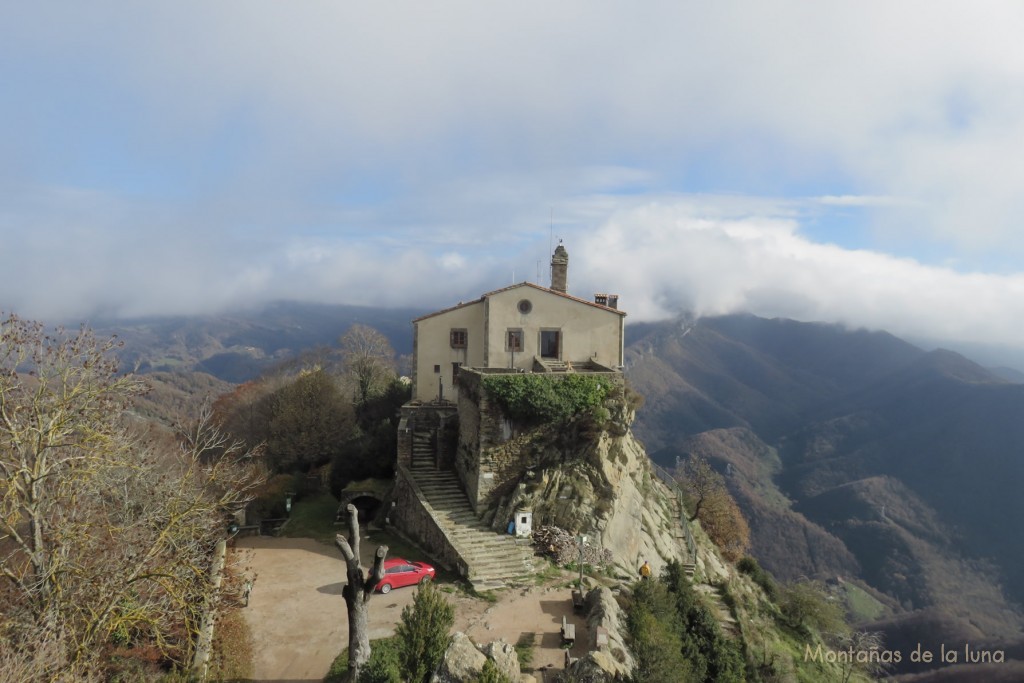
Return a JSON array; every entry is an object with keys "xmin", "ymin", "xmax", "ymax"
[{"xmin": 481, "ymin": 373, "xmax": 615, "ymax": 423}]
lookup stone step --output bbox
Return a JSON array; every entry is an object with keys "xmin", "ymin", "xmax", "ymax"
[
  {"xmin": 411, "ymin": 472, "xmax": 457, "ymax": 480},
  {"xmin": 470, "ymin": 569, "xmax": 536, "ymax": 584},
  {"xmin": 460, "ymin": 551, "xmax": 531, "ymax": 564},
  {"xmin": 469, "ymin": 564, "xmax": 535, "ymax": 579},
  {"xmin": 419, "ymin": 484, "xmax": 459, "ymax": 493},
  {"xmin": 399, "ymin": 465, "xmax": 538, "ymax": 586},
  {"xmin": 423, "ymin": 495, "xmax": 472, "ymax": 506},
  {"xmin": 420, "ymin": 489, "xmax": 468, "ymax": 498},
  {"xmin": 434, "ymin": 506, "xmax": 477, "ymax": 515},
  {"xmin": 417, "ymin": 484, "xmax": 460, "ymax": 492},
  {"xmin": 424, "ymin": 499, "xmax": 471, "ymax": 507},
  {"xmin": 462, "ymin": 553, "xmax": 535, "ymax": 568},
  {"xmin": 422, "ymin": 493, "xmax": 470, "ymax": 504},
  {"xmin": 417, "ymin": 483, "xmax": 464, "ymax": 492},
  {"xmin": 452, "ymin": 540, "xmax": 524, "ymax": 554},
  {"xmin": 420, "ymin": 491, "xmax": 467, "ymax": 502},
  {"xmin": 416, "ymin": 482, "xmax": 458, "ymax": 489},
  {"xmin": 451, "ymin": 538, "xmax": 531, "ymax": 553},
  {"xmin": 429, "ymin": 510, "xmax": 475, "ymax": 519}
]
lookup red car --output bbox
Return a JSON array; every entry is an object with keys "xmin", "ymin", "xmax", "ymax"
[{"xmin": 374, "ymin": 558, "xmax": 436, "ymax": 594}]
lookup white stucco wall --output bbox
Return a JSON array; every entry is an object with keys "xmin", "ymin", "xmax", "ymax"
[
  {"xmin": 413, "ymin": 300, "xmax": 485, "ymax": 402},
  {"xmin": 484, "ymin": 286, "xmax": 623, "ymax": 370},
  {"xmin": 412, "ymin": 284, "xmax": 625, "ymax": 403}
]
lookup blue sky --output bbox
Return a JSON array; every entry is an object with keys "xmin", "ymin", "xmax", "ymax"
[{"xmin": 4, "ymin": 2, "xmax": 1024, "ymax": 359}]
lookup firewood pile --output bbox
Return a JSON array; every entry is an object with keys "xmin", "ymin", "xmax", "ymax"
[{"xmin": 533, "ymin": 525, "xmax": 613, "ymax": 567}]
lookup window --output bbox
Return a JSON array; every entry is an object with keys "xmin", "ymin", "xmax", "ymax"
[
  {"xmin": 450, "ymin": 328, "xmax": 467, "ymax": 348},
  {"xmin": 506, "ymin": 328, "xmax": 524, "ymax": 352},
  {"xmin": 433, "ymin": 364, "xmax": 441, "ymax": 373},
  {"xmin": 517, "ymin": 299, "xmax": 532, "ymax": 314},
  {"xmin": 540, "ymin": 330, "xmax": 561, "ymax": 359}
]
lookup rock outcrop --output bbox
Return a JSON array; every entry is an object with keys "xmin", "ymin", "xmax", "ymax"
[
  {"xmin": 431, "ymin": 632, "xmax": 486, "ymax": 683},
  {"xmin": 481, "ymin": 640, "xmax": 520, "ymax": 681},
  {"xmin": 431, "ymin": 633, "xmax": 522, "ymax": 683},
  {"xmin": 491, "ymin": 400, "xmax": 689, "ymax": 578}
]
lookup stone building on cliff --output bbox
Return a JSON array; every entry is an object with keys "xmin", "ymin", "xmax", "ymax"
[
  {"xmin": 390, "ymin": 245, "xmax": 631, "ymax": 587},
  {"xmin": 409, "ymin": 243, "xmax": 626, "ymax": 404}
]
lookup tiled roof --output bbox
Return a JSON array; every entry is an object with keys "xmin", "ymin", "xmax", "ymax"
[{"xmin": 412, "ymin": 282, "xmax": 626, "ymax": 323}]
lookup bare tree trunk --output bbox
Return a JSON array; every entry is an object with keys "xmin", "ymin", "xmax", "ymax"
[{"xmin": 334, "ymin": 504, "xmax": 388, "ymax": 683}]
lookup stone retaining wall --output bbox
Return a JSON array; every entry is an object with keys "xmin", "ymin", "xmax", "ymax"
[
  {"xmin": 456, "ymin": 368, "xmax": 623, "ymax": 513},
  {"xmin": 390, "ymin": 465, "xmax": 469, "ymax": 577}
]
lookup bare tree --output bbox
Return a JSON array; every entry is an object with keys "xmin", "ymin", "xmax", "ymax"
[
  {"xmin": 0, "ymin": 314, "xmax": 263, "ymax": 679},
  {"xmin": 675, "ymin": 455, "xmax": 750, "ymax": 560},
  {"xmin": 334, "ymin": 503, "xmax": 388, "ymax": 682},
  {"xmin": 834, "ymin": 630, "xmax": 890, "ymax": 683},
  {"xmin": 677, "ymin": 455, "xmax": 722, "ymax": 522},
  {"xmin": 340, "ymin": 324, "xmax": 396, "ymax": 404}
]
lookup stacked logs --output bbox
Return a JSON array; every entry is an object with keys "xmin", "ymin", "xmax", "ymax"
[{"xmin": 533, "ymin": 525, "xmax": 613, "ymax": 568}]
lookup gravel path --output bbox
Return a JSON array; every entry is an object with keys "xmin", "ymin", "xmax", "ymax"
[{"xmin": 236, "ymin": 536, "xmax": 590, "ymax": 682}]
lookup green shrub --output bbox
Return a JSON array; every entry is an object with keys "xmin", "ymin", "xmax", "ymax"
[
  {"xmin": 626, "ymin": 582, "xmax": 697, "ymax": 683},
  {"xmin": 737, "ymin": 556, "xmax": 778, "ymax": 601},
  {"xmin": 394, "ymin": 581, "xmax": 455, "ymax": 683},
  {"xmin": 477, "ymin": 658, "xmax": 512, "ymax": 683},
  {"xmin": 626, "ymin": 561, "xmax": 746, "ymax": 683},
  {"xmin": 481, "ymin": 374, "xmax": 614, "ymax": 424},
  {"xmin": 778, "ymin": 580, "xmax": 847, "ymax": 636},
  {"xmin": 324, "ymin": 637, "xmax": 402, "ymax": 683},
  {"xmin": 357, "ymin": 638, "xmax": 402, "ymax": 683}
]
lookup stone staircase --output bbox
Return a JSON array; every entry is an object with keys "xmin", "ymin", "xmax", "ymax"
[
  {"xmin": 667, "ymin": 495, "xmax": 697, "ymax": 578},
  {"xmin": 408, "ymin": 430, "xmax": 535, "ymax": 589},
  {"xmin": 695, "ymin": 583, "xmax": 741, "ymax": 638}
]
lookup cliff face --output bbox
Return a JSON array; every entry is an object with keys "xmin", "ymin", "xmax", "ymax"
[{"xmin": 487, "ymin": 397, "xmax": 690, "ymax": 578}]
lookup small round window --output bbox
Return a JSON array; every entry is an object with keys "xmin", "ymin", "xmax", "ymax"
[{"xmin": 517, "ymin": 299, "xmax": 533, "ymax": 314}]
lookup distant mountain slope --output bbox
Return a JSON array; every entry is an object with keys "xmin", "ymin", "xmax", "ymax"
[
  {"xmin": 625, "ymin": 313, "xmax": 1024, "ymax": 667},
  {"xmin": 90, "ymin": 301, "xmax": 422, "ymax": 382},
  {"xmin": 626, "ymin": 314, "xmax": 924, "ymax": 450}
]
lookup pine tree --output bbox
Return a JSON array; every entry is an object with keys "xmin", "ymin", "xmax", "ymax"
[{"xmin": 394, "ymin": 581, "xmax": 455, "ymax": 683}]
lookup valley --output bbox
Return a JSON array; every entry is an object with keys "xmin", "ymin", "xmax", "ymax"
[{"xmin": 100, "ymin": 302, "xmax": 1024, "ymax": 678}]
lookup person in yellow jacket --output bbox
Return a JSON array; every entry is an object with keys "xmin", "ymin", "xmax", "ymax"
[{"xmin": 639, "ymin": 560, "xmax": 652, "ymax": 580}]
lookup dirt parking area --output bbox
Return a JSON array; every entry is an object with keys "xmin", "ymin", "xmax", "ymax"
[{"xmin": 236, "ymin": 535, "xmax": 591, "ymax": 682}]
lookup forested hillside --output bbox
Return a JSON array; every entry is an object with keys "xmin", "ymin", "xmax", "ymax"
[{"xmin": 625, "ymin": 314, "xmax": 1024, "ymax": 678}]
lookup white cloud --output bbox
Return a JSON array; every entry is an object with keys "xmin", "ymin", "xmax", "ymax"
[
  {"xmin": 817, "ymin": 195, "xmax": 910, "ymax": 208},
  {"xmin": 4, "ymin": 1, "xmax": 1024, "ymax": 355},
  {"xmin": 575, "ymin": 200, "xmax": 1024, "ymax": 349}
]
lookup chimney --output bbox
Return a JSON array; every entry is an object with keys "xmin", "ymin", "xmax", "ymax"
[
  {"xmin": 594, "ymin": 293, "xmax": 619, "ymax": 309},
  {"xmin": 550, "ymin": 243, "xmax": 569, "ymax": 293}
]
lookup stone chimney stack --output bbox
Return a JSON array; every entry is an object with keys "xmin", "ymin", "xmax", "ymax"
[{"xmin": 550, "ymin": 243, "xmax": 569, "ymax": 293}]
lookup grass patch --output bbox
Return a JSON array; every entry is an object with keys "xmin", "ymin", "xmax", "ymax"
[
  {"xmin": 531, "ymin": 560, "xmax": 566, "ymax": 586},
  {"xmin": 280, "ymin": 492, "xmax": 341, "ymax": 542},
  {"xmin": 207, "ymin": 602, "xmax": 253, "ymax": 681},
  {"xmin": 841, "ymin": 581, "xmax": 888, "ymax": 622},
  {"xmin": 515, "ymin": 632, "xmax": 536, "ymax": 671},
  {"xmin": 324, "ymin": 636, "xmax": 401, "ymax": 683}
]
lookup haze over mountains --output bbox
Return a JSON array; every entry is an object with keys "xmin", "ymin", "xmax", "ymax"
[{"xmin": 95, "ymin": 301, "xmax": 1024, "ymax": 675}]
